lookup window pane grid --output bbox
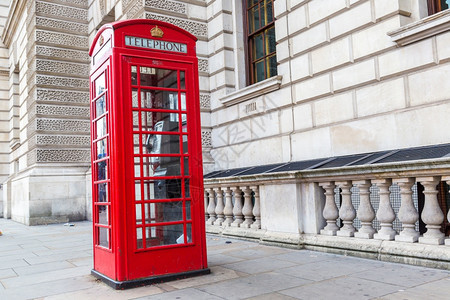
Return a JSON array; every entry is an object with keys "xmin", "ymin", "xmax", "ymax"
[
  {"xmin": 131, "ymin": 64, "xmax": 192, "ymax": 251},
  {"xmin": 246, "ymin": 0, "xmax": 276, "ymax": 84}
]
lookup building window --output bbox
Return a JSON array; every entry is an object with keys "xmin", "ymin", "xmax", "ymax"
[
  {"xmin": 245, "ymin": 0, "xmax": 277, "ymax": 85},
  {"xmin": 428, "ymin": 0, "xmax": 449, "ymax": 15}
]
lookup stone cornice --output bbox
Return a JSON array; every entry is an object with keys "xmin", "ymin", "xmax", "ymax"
[
  {"xmin": 204, "ymin": 157, "xmax": 450, "ymax": 186},
  {"xmin": 219, "ymin": 75, "xmax": 283, "ymax": 107},
  {"xmin": 388, "ymin": 9, "xmax": 450, "ymax": 46},
  {"xmin": 2, "ymin": 0, "xmax": 26, "ymax": 47}
]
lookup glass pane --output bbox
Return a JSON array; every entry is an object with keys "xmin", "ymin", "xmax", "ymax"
[
  {"xmin": 184, "ymin": 178, "xmax": 190, "ymax": 198},
  {"xmin": 135, "ymin": 181, "xmax": 142, "ymax": 200},
  {"xmin": 136, "ymin": 228, "xmax": 143, "ymax": 249},
  {"xmin": 132, "ymin": 88, "xmax": 139, "ymax": 108},
  {"xmin": 183, "ymin": 157, "xmax": 189, "ymax": 175},
  {"xmin": 266, "ymin": 0, "xmax": 274, "ymax": 24},
  {"xmin": 268, "ymin": 54, "xmax": 277, "ymax": 77},
  {"xmin": 97, "ymin": 160, "xmax": 108, "ymax": 181},
  {"xmin": 145, "ymin": 224, "xmax": 184, "ymax": 247},
  {"xmin": 98, "ymin": 227, "xmax": 109, "ymax": 248},
  {"xmin": 97, "ymin": 182, "xmax": 108, "ymax": 202},
  {"xmin": 180, "ymin": 71, "xmax": 185, "ymax": 89},
  {"xmin": 255, "ymin": 60, "xmax": 265, "ymax": 82},
  {"xmin": 144, "ymin": 201, "xmax": 183, "ymax": 223},
  {"xmin": 186, "ymin": 223, "xmax": 192, "ymax": 243},
  {"xmin": 260, "ymin": 2, "xmax": 266, "ymax": 28},
  {"xmin": 96, "ymin": 138, "xmax": 107, "ymax": 159},
  {"xmin": 140, "ymin": 67, "xmax": 177, "ymax": 88},
  {"xmin": 141, "ymin": 111, "xmax": 180, "ymax": 132},
  {"xmin": 181, "ymin": 115, "xmax": 187, "ymax": 132},
  {"xmin": 134, "ymin": 134, "xmax": 140, "ymax": 154},
  {"xmin": 131, "ymin": 65, "xmax": 137, "ymax": 85},
  {"xmin": 251, "ymin": 7, "xmax": 260, "ymax": 32},
  {"xmin": 441, "ymin": 0, "xmax": 449, "ymax": 10},
  {"xmin": 96, "ymin": 117, "xmax": 107, "ymax": 138},
  {"xmin": 134, "ymin": 157, "xmax": 141, "ymax": 177},
  {"xmin": 98, "ymin": 205, "xmax": 109, "ymax": 225},
  {"xmin": 95, "ymin": 73, "xmax": 106, "ymax": 97},
  {"xmin": 142, "ymin": 156, "xmax": 181, "ymax": 177},
  {"xmin": 133, "ymin": 111, "xmax": 139, "ymax": 129},
  {"xmin": 254, "ymin": 34, "xmax": 264, "ymax": 60},
  {"xmin": 145, "ymin": 134, "xmax": 180, "ymax": 155},
  {"xmin": 183, "ymin": 135, "xmax": 188, "ymax": 154},
  {"xmin": 267, "ymin": 27, "xmax": 276, "ymax": 53},
  {"xmin": 143, "ymin": 179, "xmax": 182, "ymax": 200},
  {"xmin": 141, "ymin": 90, "xmax": 178, "ymax": 110},
  {"xmin": 95, "ymin": 95, "xmax": 106, "ymax": 117},
  {"xmin": 186, "ymin": 201, "xmax": 191, "ymax": 220},
  {"xmin": 180, "ymin": 93, "xmax": 186, "ymax": 111},
  {"xmin": 136, "ymin": 204, "xmax": 142, "ymax": 224}
]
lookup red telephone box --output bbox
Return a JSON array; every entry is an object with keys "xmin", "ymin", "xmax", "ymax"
[{"xmin": 88, "ymin": 19, "xmax": 209, "ymax": 289}]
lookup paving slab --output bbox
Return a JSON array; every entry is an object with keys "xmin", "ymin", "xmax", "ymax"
[
  {"xmin": 197, "ymin": 272, "xmax": 312, "ymax": 299},
  {"xmin": 279, "ymin": 276, "xmax": 403, "ymax": 300}
]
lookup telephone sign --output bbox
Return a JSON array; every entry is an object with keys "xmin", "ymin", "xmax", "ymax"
[{"xmin": 89, "ymin": 19, "xmax": 208, "ymax": 289}]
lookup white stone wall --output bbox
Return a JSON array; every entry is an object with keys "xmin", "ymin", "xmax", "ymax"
[
  {"xmin": 209, "ymin": 0, "xmax": 450, "ymax": 169},
  {"xmin": 0, "ymin": 1, "xmax": 11, "ymax": 217}
]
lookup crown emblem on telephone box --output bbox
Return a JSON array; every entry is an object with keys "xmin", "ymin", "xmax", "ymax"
[{"xmin": 151, "ymin": 26, "xmax": 164, "ymax": 38}]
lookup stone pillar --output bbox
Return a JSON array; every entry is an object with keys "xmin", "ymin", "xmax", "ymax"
[
  {"xmin": 241, "ymin": 186, "xmax": 254, "ymax": 228},
  {"xmin": 213, "ymin": 187, "xmax": 224, "ymax": 226},
  {"xmin": 336, "ymin": 181, "xmax": 356, "ymax": 237},
  {"xmin": 319, "ymin": 181, "xmax": 339, "ymax": 236},
  {"xmin": 206, "ymin": 187, "xmax": 216, "ymax": 225},
  {"xmin": 373, "ymin": 179, "xmax": 396, "ymax": 240},
  {"xmin": 418, "ymin": 177, "xmax": 445, "ymax": 245},
  {"xmin": 354, "ymin": 180, "xmax": 376, "ymax": 239},
  {"xmin": 223, "ymin": 187, "xmax": 234, "ymax": 226},
  {"xmin": 394, "ymin": 178, "xmax": 420, "ymax": 243},
  {"xmin": 445, "ymin": 177, "xmax": 450, "ymax": 246},
  {"xmin": 231, "ymin": 186, "xmax": 244, "ymax": 227},
  {"xmin": 250, "ymin": 185, "xmax": 261, "ymax": 229},
  {"xmin": 204, "ymin": 189, "xmax": 209, "ymax": 221}
]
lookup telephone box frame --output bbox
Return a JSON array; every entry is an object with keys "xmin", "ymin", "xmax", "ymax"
[{"xmin": 89, "ymin": 19, "xmax": 209, "ymax": 289}]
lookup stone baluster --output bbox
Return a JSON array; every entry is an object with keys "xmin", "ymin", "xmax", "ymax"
[
  {"xmin": 223, "ymin": 187, "xmax": 234, "ymax": 226},
  {"xmin": 336, "ymin": 181, "xmax": 356, "ymax": 237},
  {"xmin": 373, "ymin": 179, "xmax": 396, "ymax": 240},
  {"xmin": 204, "ymin": 189, "xmax": 209, "ymax": 222},
  {"xmin": 213, "ymin": 187, "xmax": 225, "ymax": 226},
  {"xmin": 241, "ymin": 186, "xmax": 254, "ymax": 228},
  {"xmin": 251, "ymin": 185, "xmax": 261, "ymax": 229},
  {"xmin": 319, "ymin": 181, "xmax": 339, "ymax": 236},
  {"xmin": 394, "ymin": 178, "xmax": 419, "ymax": 243},
  {"xmin": 354, "ymin": 180, "xmax": 376, "ymax": 239},
  {"xmin": 418, "ymin": 177, "xmax": 445, "ymax": 245},
  {"xmin": 445, "ymin": 177, "xmax": 450, "ymax": 246},
  {"xmin": 206, "ymin": 187, "xmax": 216, "ymax": 225},
  {"xmin": 231, "ymin": 186, "xmax": 244, "ymax": 227}
]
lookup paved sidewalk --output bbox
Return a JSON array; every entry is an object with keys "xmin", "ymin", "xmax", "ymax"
[{"xmin": 0, "ymin": 219, "xmax": 449, "ymax": 300}]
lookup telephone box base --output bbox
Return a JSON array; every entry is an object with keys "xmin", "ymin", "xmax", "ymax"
[{"xmin": 91, "ymin": 268, "xmax": 211, "ymax": 290}]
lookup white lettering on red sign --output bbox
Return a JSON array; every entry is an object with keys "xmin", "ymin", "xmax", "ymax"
[{"xmin": 125, "ymin": 36, "xmax": 187, "ymax": 54}]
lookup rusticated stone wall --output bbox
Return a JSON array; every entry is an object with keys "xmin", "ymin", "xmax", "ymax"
[{"xmin": 28, "ymin": 0, "xmax": 90, "ymax": 166}]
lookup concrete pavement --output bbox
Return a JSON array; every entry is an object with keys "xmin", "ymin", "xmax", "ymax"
[{"xmin": 0, "ymin": 218, "xmax": 449, "ymax": 300}]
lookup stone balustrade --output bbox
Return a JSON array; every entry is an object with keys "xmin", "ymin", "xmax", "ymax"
[
  {"xmin": 319, "ymin": 176, "xmax": 450, "ymax": 246},
  {"xmin": 203, "ymin": 160, "xmax": 450, "ymax": 269},
  {"xmin": 204, "ymin": 185, "xmax": 261, "ymax": 233}
]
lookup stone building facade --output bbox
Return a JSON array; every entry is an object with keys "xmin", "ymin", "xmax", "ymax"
[{"xmin": 0, "ymin": 0, "xmax": 450, "ymax": 266}]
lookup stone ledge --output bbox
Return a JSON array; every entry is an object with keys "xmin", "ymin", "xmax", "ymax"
[
  {"xmin": 388, "ymin": 9, "xmax": 450, "ymax": 46},
  {"xmin": 219, "ymin": 75, "xmax": 283, "ymax": 107}
]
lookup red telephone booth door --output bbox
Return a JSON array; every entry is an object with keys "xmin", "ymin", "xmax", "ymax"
[{"xmin": 122, "ymin": 56, "xmax": 205, "ymax": 279}]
